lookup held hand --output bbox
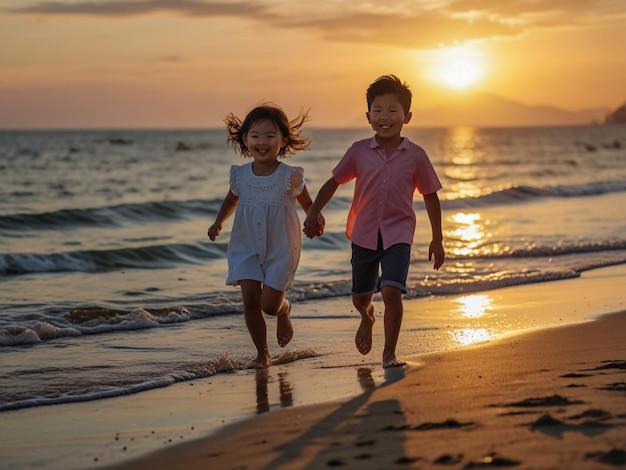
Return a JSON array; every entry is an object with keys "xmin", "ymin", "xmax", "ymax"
[
  {"xmin": 428, "ymin": 240, "xmax": 445, "ymax": 270},
  {"xmin": 315, "ymin": 213, "xmax": 326, "ymax": 237},
  {"xmin": 302, "ymin": 221, "xmax": 317, "ymax": 239},
  {"xmin": 207, "ymin": 223, "xmax": 221, "ymax": 241},
  {"xmin": 303, "ymin": 212, "xmax": 324, "ymax": 239}
]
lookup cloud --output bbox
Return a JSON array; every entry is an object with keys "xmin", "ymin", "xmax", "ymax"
[
  {"xmin": 446, "ymin": 0, "xmax": 625, "ymax": 26},
  {"xmin": 286, "ymin": 11, "xmax": 522, "ymax": 49},
  {"xmin": 2, "ymin": 0, "xmax": 270, "ymax": 18},
  {"xmin": 5, "ymin": 0, "xmax": 624, "ymax": 49},
  {"xmin": 288, "ymin": 0, "xmax": 626, "ymax": 47}
]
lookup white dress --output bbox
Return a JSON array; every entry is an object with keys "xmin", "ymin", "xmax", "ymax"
[{"xmin": 226, "ymin": 162, "xmax": 305, "ymax": 291}]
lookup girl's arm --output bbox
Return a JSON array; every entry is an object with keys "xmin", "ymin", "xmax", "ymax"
[
  {"xmin": 303, "ymin": 177, "xmax": 339, "ymax": 238},
  {"xmin": 296, "ymin": 184, "xmax": 313, "ymax": 213},
  {"xmin": 423, "ymin": 191, "xmax": 445, "ymax": 270},
  {"xmin": 207, "ymin": 189, "xmax": 238, "ymax": 241}
]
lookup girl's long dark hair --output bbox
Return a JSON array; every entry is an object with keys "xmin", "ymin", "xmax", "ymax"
[{"xmin": 224, "ymin": 103, "xmax": 311, "ymax": 158}]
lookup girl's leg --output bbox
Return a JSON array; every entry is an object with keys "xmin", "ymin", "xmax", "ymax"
[
  {"xmin": 240, "ymin": 280, "xmax": 271, "ymax": 368},
  {"xmin": 380, "ymin": 286, "xmax": 406, "ymax": 368},
  {"xmin": 260, "ymin": 286, "xmax": 293, "ymax": 347},
  {"xmin": 352, "ymin": 293, "xmax": 375, "ymax": 355}
]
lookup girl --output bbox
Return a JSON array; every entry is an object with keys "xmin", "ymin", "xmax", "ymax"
[{"xmin": 208, "ymin": 104, "xmax": 323, "ymax": 368}]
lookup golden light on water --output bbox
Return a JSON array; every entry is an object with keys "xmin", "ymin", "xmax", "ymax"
[
  {"xmin": 454, "ymin": 294, "xmax": 493, "ymax": 319},
  {"xmin": 450, "ymin": 294, "xmax": 495, "ymax": 345},
  {"xmin": 442, "ymin": 127, "xmax": 485, "ymax": 199},
  {"xmin": 447, "ymin": 212, "xmax": 490, "ymax": 257},
  {"xmin": 452, "ymin": 328, "xmax": 492, "ymax": 346}
]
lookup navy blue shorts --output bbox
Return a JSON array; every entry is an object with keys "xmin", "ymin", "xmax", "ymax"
[{"xmin": 351, "ymin": 233, "xmax": 410, "ymax": 295}]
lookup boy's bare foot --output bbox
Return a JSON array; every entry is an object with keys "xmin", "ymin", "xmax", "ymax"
[
  {"xmin": 277, "ymin": 300, "xmax": 293, "ymax": 347},
  {"xmin": 382, "ymin": 354, "xmax": 406, "ymax": 369},
  {"xmin": 249, "ymin": 354, "xmax": 271, "ymax": 369},
  {"xmin": 355, "ymin": 304, "xmax": 375, "ymax": 355}
]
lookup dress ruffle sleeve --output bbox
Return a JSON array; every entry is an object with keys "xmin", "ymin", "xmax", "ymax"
[
  {"xmin": 229, "ymin": 165, "xmax": 240, "ymax": 197},
  {"xmin": 289, "ymin": 166, "xmax": 305, "ymax": 197}
]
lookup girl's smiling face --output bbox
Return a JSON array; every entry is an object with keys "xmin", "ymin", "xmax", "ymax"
[{"xmin": 243, "ymin": 119, "xmax": 288, "ymax": 167}]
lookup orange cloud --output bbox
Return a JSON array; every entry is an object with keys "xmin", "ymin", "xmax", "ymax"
[
  {"xmin": 2, "ymin": 0, "xmax": 270, "ymax": 18},
  {"xmin": 287, "ymin": 11, "xmax": 521, "ymax": 49},
  {"xmin": 6, "ymin": 0, "xmax": 624, "ymax": 50}
]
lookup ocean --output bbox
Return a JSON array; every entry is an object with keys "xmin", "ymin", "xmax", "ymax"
[{"xmin": 1, "ymin": 125, "xmax": 626, "ymax": 414}]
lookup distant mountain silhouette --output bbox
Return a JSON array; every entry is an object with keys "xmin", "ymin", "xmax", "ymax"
[
  {"xmin": 406, "ymin": 92, "xmax": 608, "ymax": 128},
  {"xmin": 604, "ymin": 102, "xmax": 626, "ymax": 124}
]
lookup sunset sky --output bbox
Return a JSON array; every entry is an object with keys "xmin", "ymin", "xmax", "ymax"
[{"xmin": 1, "ymin": 0, "xmax": 625, "ymax": 128}]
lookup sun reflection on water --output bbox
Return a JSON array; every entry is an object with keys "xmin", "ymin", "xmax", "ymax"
[
  {"xmin": 450, "ymin": 294, "xmax": 495, "ymax": 346},
  {"xmin": 455, "ymin": 294, "xmax": 493, "ymax": 318},
  {"xmin": 447, "ymin": 212, "xmax": 490, "ymax": 257},
  {"xmin": 452, "ymin": 328, "xmax": 492, "ymax": 346},
  {"xmin": 442, "ymin": 126, "xmax": 485, "ymax": 199}
]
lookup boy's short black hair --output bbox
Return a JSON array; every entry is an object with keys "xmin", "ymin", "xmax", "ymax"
[{"xmin": 366, "ymin": 75, "xmax": 412, "ymax": 115}]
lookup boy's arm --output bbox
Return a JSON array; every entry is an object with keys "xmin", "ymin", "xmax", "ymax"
[
  {"xmin": 207, "ymin": 189, "xmax": 238, "ymax": 241},
  {"xmin": 423, "ymin": 191, "xmax": 445, "ymax": 270},
  {"xmin": 303, "ymin": 177, "xmax": 339, "ymax": 237}
]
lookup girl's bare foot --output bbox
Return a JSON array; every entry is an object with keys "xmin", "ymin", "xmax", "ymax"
[
  {"xmin": 250, "ymin": 354, "xmax": 272, "ymax": 369},
  {"xmin": 382, "ymin": 354, "xmax": 406, "ymax": 369},
  {"xmin": 277, "ymin": 301, "xmax": 293, "ymax": 347},
  {"xmin": 355, "ymin": 304, "xmax": 375, "ymax": 355}
]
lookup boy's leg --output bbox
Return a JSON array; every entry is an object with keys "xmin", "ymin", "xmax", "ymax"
[
  {"xmin": 260, "ymin": 285, "xmax": 293, "ymax": 347},
  {"xmin": 381, "ymin": 286, "xmax": 406, "ymax": 368},
  {"xmin": 353, "ymin": 293, "xmax": 375, "ymax": 355},
  {"xmin": 240, "ymin": 280, "xmax": 271, "ymax": 368},
  {"xmin": 379, "ymin": 243, "xmax": 411, "ymax": 368},
  {"xmin": 350, "ymin": 241, "xmax": 380, "ymax": 355}
]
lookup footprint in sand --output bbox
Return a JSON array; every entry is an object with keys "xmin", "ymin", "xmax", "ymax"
[{"xmin": 585, "ymin": 449, "xmax": 626, "ymax": 466}]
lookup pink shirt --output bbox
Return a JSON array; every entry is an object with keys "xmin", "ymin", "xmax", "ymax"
[{"xmin": 332, "ymin": 136, "xmax": 442, "ymax": 250}]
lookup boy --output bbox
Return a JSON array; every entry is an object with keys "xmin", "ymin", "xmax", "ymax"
[{"xmin": 304, "ymin": 74, "xmax": 445, "ymax": 368}]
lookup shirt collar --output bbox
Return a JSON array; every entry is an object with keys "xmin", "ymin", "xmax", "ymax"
[{"xmin": 368, "ymin": 136, "xmax": 410, "ymax": 150}]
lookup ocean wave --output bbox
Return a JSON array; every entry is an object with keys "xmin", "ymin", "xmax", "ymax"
[
  {"xmin": 2, "ymin": 180, "xmax": 624, "ymax": 233},
  {"xmin": 3, "ymin": 255, "xmax": 626, "ymax": 349},
  {"xmin": 0, "ymin": 283, "xmax": 352, "ymax": 347},
  {"xmin": 4, "ymin": 235, "xmax": 625, "ymax": 277},
  {"xmin": 440, "ymin": 180, "xmax": 626, "ymax": 209},
  {"xmin": 0, "ymin": 198, "xmax": 219, "ymax": 232},
  {"xmin": 0, "ymin": 348, "xmax": 318, "ymax": 412},
  {"xmin": 0, "ymin": 306, "xmax": 191, "ymax": 347},
  {"xmin": 0, "ymin": 242, "xmax": 227, "ymax": 275},
  {"xmin": 465, "ymin": 240, "xmax": 626, "ymax": 259}
]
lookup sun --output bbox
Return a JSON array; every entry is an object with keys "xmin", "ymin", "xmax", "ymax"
[
  {"xmin": 428, "ymin": 46, "xmax": 486, "ymax": 90},
  {"xmin": 440, "ymin": 58, "xmax": 481, "ymax": 89}
]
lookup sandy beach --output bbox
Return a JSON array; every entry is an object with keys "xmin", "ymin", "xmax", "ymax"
[
  {"xmin": 2, "ymin": 265, "xmax": 625, "ymax": 469},
  {"xmin": 113, "ymin": 312, "xmax": 626, "ymax": 470}
]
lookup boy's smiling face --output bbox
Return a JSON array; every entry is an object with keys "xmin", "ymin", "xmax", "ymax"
[{"xmin": 366, "ymin": 93, "xmax": 412, "ymax": 145}]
